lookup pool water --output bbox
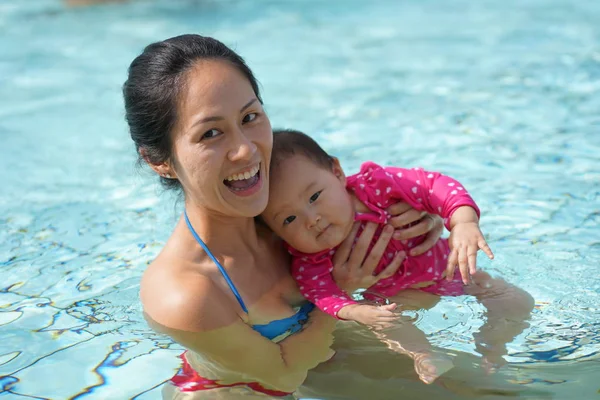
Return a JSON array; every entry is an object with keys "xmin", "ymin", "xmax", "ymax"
[{"xmin": 1, "ymin": 0, "xmax": 599, "ymax": 398}]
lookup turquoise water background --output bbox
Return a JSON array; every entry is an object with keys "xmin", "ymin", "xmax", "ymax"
[{"xmin": 1, "ymin": 0, "xmax": 599, "ymax": 398}]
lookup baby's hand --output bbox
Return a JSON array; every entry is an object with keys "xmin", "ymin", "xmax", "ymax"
[
  {"xmin": 337, "ymin": 303, "xmax": 399, "ymax": 329},
  {"xmin": 447, "ymin": 222, "xmax": 494, "ymax": 284}
]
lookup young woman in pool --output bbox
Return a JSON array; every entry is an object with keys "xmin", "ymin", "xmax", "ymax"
[{"xmin": 123, "ymin": 34, "xmax": 446, "ymax": 398}]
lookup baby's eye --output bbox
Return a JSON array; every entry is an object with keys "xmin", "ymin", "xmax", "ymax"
[
  {"xmin": 242, "ymin": 113, "xmax": 258, "ymax": 123},
  {"xmin": 201, "ymin": 129, "xmax": 221, "ymax": 140},
  {"xmin": 309, "ymin": 191, "xmax": 322, "ymax": 203},
  {"xmin": 283, "ymin": 215, "xmax": 296, "ymax": 225}
]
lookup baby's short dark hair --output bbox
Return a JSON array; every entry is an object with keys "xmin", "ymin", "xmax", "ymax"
[{"xmin": 271, "ymin": 129, "xmax": 334, "ymax": 171}]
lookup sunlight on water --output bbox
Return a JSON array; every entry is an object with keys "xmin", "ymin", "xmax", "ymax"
[{"xmin": 1, "ymin": 0, "xmax": 599, "ymax": 398}]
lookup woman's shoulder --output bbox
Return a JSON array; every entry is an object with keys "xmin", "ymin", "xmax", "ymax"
[{"xmin": 140, "ymin": 253, "xmax": 239, "ymax": 333}]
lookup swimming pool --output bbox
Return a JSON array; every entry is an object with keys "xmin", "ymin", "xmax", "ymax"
[{"xmin": 1, "ymin": 0, "xmax": 599, "ymax": 398}]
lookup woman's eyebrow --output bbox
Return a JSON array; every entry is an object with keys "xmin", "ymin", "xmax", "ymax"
[
  {"xmin": 240, "ymin": 98, "xmax": 257, "ymax": 113},
  {"xmin": 191, "ymin": 98, "xmax": 258, "ymax": 128}
]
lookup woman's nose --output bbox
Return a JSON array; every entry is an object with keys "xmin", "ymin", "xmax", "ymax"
[{"xmin": 228, "ymin": 128, "xmax": 257, "ymax": 161}]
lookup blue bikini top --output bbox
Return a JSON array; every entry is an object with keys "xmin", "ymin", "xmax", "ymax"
[{"xmin": 184, "ymin": 211, "xmax": 314, "ymax": 340}]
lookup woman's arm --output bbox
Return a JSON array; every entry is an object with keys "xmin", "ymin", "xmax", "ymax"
[
  {"xmin": 145, "ymin": 276, "xmax": 336, "ymax": 393},
  {"xmin": 144, "ymin": 226, "xmax": 400, "ymax": 392}
]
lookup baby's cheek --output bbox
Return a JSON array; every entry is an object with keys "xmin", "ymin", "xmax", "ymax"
[{"xmin": 284, "ymin": 228, "xmax": 306, "ymax": 249}]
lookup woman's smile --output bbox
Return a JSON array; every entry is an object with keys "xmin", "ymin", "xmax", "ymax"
[{"xmin": 223, "ymin": 162, "xmax": 263, "ymax": 197}]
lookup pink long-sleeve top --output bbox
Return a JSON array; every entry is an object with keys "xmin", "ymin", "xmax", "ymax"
[{"xmin": 287, "ymin": 161, "xmax": 480, "ymax": 318}]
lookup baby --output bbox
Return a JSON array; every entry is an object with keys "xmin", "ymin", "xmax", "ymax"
[{"xmin": 261, "ymin": 129, "xmax": 534, "ymax": 384}]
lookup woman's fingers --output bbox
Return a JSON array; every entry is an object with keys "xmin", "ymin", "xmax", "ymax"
[
  {"xmin": 392, "ymin": 215, "xmax": 434, "ymax": 240},
  {"xmin": 333, "ymin": 222, "xmax": 360, "ymax": 267},
  {"xmin": 347, "ymin": 222, "xmax": 378, "ymax": 272},
  {"xmin": 375, "ymin": 251, "xmax": 406, "ymax": 281},
  {"xmin": 388, "ymin": 209, "xmax": 426, "ymax": 229},
  {"xmin": 361, "ymin": 224, "xmax": 394, "ymax": 276},
  {"xmin": 385, "ymin": 202, "xmax": 414, "ymax": 219},
  {"xmin": 409, "ymin": 216, "xmax": 444, "ymax": 256}
]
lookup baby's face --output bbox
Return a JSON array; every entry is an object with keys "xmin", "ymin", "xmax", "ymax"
[{"xmin": 262, "ymin": 155, "xmax": 355, "ymax": 253}]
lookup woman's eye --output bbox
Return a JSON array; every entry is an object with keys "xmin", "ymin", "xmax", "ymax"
[
  {"xmin": 243, "ymin": 113, "xmax": 258, "ymax": 123},
  {"xmin": 201, "ymin": 129, "xmax": 221, "ymax": 139},
  {"xmin": 309, "ymin": 191, "xmax": 322, "ymax": 203},
  {"xmin": 283, "ymin": 215, "xmax": 296, "ymax": 225}
]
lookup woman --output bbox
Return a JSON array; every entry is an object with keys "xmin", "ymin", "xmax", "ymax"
[{"xmin": 123, "ymin": 34, "xmax": 445, "ymax": 398}]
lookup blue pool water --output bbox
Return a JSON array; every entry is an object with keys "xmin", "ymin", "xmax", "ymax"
[{"xmin": 1, "ymin": 0, "xmax": 599, "ymax": 398}]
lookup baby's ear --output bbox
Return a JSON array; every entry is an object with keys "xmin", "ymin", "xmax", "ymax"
[{"xmin": 330, "ymin": 157, "xmax": 346, "ymax": 182}]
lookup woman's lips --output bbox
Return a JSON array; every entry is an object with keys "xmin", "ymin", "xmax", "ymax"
[{"xmin": 223, "ymin": 164, "xmax": 263, "ymax": 197}]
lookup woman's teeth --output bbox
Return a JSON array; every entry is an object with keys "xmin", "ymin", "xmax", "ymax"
[{"xmin": 225, "ymin": 164, "xmax": 260, "ymax": 182}]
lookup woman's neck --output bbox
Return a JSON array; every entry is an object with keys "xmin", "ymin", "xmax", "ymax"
[{"xmin": 181, "ymin": 202, "xmax": 261, "ymax": 257}]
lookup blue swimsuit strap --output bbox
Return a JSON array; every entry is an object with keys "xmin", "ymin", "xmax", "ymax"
[{"xmin": 183, "ymin": 210, "xmax": 249, "ymax": 314}]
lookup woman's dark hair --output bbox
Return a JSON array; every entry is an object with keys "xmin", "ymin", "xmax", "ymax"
[
  {"xmin": 271, "ymin": 129, "xmax": 334, "ymax": 171},
  {"xmin": 123, "ymin": 34, "xmax": 262, "ymax": 190}
]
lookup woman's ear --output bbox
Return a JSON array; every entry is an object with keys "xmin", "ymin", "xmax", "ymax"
[
  {"xmin": 330, "ymin": 157, "xmax": 346, "ymax": 183},
  {"xmin": 139, "ymin": 147, "xmax": 177, "ymax": 179}
]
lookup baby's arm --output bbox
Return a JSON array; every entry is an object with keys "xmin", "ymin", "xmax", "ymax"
[
  {"xmin": 292, "ymin": 257, "xmax": 358, "ymax": 318},
  {"xmin": 376, "ymin": 164, "xmax": 480, "ymax": 227},
  {"xmin": 385, "ymin": 166, "xmax": 492, "ymax": 283},
  {"xmin": 293, "ymin": 258, "xmax": 400, "ymax": 327},
  {"xmin": 366, "ymin": 163, "xmax": 492, "ymax": 282}
]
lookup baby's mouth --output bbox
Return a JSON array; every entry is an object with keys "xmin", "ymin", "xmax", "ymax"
[{"xmin": 317, "ymin": 224, "xmax": 331, "ymax": 238}]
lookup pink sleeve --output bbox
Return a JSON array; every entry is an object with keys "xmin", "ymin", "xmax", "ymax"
[
  {"xmin": 372, "ymin": 165, "xmax": 480, "ymax": 230},
  {"xmin": 291, "ymin": 256, "xmax": 358, "ymax": 319}
]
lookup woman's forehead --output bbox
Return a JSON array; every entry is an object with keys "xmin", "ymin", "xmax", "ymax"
[
  {"xmin": 177, "ymin": 61, "xmax": 258, "ymax": 127},
  {"xmin": 184, "ymin": 60, "xmax": 253, "ymax": 101}
]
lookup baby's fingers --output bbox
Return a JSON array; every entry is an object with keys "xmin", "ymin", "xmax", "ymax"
[
  {"xmin": 373, "ymin": 311, "xmax": 400, "ymax": 328},
  {"xmin": 376, "ymin": 311, "xmax": 399, "ymax": 320},
  {"xmin": 373, "ymin": 304, "xmax": 399, "ymax": 320},
  {"xmin": 468, "ymin": 246, "xmax": 478, "ymax": 276},
  {"xmin": 446, "ymin": 248, "xmax": 458, "ymax": 281},
  {"xmin": 479, "ymin": 239, "xmax": 494, "ymax": 260},
  {"xmin": 457, "ymin": 247, "xmax": 470, "ymax": 285},
  {"xmin": 379, "ymin": 303, "xmax": 398, "ymax": 312}
]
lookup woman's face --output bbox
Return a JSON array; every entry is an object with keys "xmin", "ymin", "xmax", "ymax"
[{"xmin": 169, "ymin": 60, "xmax": 272, "ymax": 218}]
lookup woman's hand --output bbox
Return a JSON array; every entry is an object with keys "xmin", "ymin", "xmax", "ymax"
[
  {"xmin": 332, "ymin": 222, "xmax": 407, "ymax": 293},
  {"xmin": 385, "ymin": 202, "xmax": 444, "ymax": 256}
]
